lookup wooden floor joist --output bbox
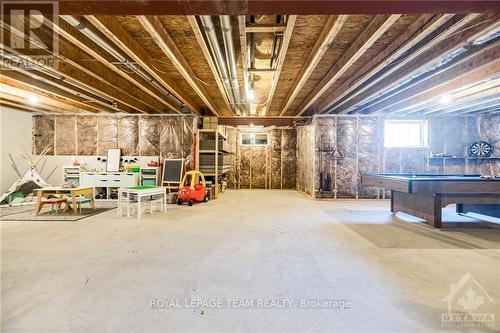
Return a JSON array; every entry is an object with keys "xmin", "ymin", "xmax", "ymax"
[
  {"xmin": 1, "ymin": 12, "xmax": 498, "ymax": 117},
  {"xmin": 238, "ymin": 15, "xmax": 251, "ymax": 115},
  {"xmin": 138, "ymin": 16, "xmax": 220, "ymax": 116},
  {"xmin": 52, "ymin": 16, "xmax": 183, "ymax": 113},
  {"xmin": 334, "ymin": 14, "xmax": 485, "ymax": 114},
  {"xmin": 263, "ymin": 15, "xmax": 297, "ymax": 116},
  {"xmin": 187, "ymin": 15, "xmax": 235, "ymax": 116},
  {"xmin": 279, "ymin": 15, "xmax": 347, "ymax": 116},
  {"xmin": 369, "ymin": 42, "xmax": 500, "ymax": 114},
  {"xmin": 296, "ymin": 14, "xmax": 401, "ymax": 116},
  {"xmin": 402, "ymin": 78, "xmax": 500, "ymax": 115},
  {"xmin": 315, "ymin": 13, "xmax": 453, "ymax": 114},
  {"xmin": 1, "ymin": 21, "xmax": 157, "ymax": 114},
  {"xmin": 376, "ymin": 56, "xmax": 500, "ymax": 115},
  {"xmin": 2, "ymin": 68, "xmax": 115, "ymax": 113},
  {"xmin": 245, "ymin": 24, "xmax": 287, "ymax": 33},
  {"xmin": 1, "ymin": 71, "xmax": 106, "ymax": 113},
  {"xmin": 1, "ymin": 83, "xmax": 90, "ymax": 114},
  {"xmin": 85, "ymin": 15, "xmax": 202, "ymax": 114}
]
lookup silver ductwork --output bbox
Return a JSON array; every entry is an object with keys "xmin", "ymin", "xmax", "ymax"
[
  {"xmin": 220, "ymin": 15, "xmax": 243, "ymax": 113},
  {"xmin": 200, "ymin": 15, "xmax": 243, "ymax": 115},
  {"xmin": 60, "ymin": 15, "xmax": 184, "ymax": 108},
  {"xmin": 2, "ymin": 49, "xmax": 119, "ymax": 108}
]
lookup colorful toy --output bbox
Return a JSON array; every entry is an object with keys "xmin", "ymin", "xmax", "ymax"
[{"xmin": 177, "ymin": 170, "xmax": 209, "ymax": 206}]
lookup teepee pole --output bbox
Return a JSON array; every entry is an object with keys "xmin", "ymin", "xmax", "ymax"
[
  {"xmin": 8, "ymin": 153, "xmax": 22, "ymax": 178},
  {"xmin": 46, "ymin": 166, "xmax": 57, "ymax": 180}
]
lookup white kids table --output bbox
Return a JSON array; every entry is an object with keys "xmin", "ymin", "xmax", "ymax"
[{"xmin": 118, "ymin": 186, "xmax": 167, "ymax": 218}]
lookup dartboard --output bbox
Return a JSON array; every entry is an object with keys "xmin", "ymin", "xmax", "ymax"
[{"xmin": 469, "ymin": 141, "xmax": 493, "ymax": 157}]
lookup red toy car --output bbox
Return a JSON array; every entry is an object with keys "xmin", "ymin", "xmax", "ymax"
[{"xmin": 177, "ymin": 171, "xmax": 209, "ymax": 206}]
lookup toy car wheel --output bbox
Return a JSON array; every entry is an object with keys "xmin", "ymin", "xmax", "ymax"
[
  {"xmin": 203, "ymin": 195, "xmax": 209, "ymax": 202},
  {"xmin": 188, "ymin": 199, "xmax": 194, "ymax": 206},
  {"xmin": 176, "ymin": 198, "xmax": 183, "ymax": 205}
]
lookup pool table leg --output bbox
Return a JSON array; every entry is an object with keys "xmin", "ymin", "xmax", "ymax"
[
  {"xmin": 429, "ymin": 195, "xmax": 442, "ymax": 228},
  {"xmin": 391, "ymin": 191, "xmax": 442, "ymax": 228},
  {"xmin": 390, "ymin": 191, "xmax": 394, "ymax": 214}
]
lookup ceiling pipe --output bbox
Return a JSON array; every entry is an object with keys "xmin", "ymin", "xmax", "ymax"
[
  {"xmin": 199, "ymin": 15, "xmax": 241, "ymax": 115},
  {"xmin": 220, "ymin": 15, "xmax": 244, "ymax": 114},
  {"xmin": 2, "ymin": 50, "xmax": 121, "ymax": 109},
  {"xmin": 60, "ymin": 15, "xmax": 184, "ymax": 109}
]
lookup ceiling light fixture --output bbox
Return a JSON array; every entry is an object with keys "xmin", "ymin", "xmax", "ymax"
[
  {"xmin": 247, "ymin": 89, "xmax": 255, "ymax": 101},
  {"xmin": 28, "ymin": 95, "xmax": 39, "ymax": 105},
  {"xmin": 439, "ymin": 95, "xmax": 452, "ymax": 105}
]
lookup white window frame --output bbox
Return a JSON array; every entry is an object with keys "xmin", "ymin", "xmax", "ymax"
[
  {"xmin": 240, "ymin": 132, "xmax": 269, "ymax": 146},
  {"xmin": 384, "ymin": 119, "xmax": 428, "ymax": 148}
]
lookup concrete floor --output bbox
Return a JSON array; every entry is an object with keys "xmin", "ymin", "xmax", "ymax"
[{"xmin": 1, "ymin": 190, "xmax": 499, "ymax": 332}]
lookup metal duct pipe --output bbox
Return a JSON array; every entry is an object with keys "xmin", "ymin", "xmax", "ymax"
[
  {"xmin": 2, "ymin": 50, "xmax": 116, "ymax": 104},
  {"xmin": 199, "ymin": 15, "xmax": 241, "ymax": 114},
  {"xmin": 60, "ymin": 15, "xmax": 183, "ymax": 107},
  {"xmin": 220, "ymin": 15, "xmax": 243, "ymax": 113}
]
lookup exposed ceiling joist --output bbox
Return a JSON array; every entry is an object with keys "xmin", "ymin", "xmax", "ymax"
[
  {"xmin": 1, "ymin": 21, "xmax": 154, "ymax": 114},
  {"xmin": 218, "ymin": 116, "xmax": 297, "ymax": 127},
  {"xmin": 316, "ymin": 13, "xmax": 453, "ymax": 114},
  {"xmin": 137, "ymin": 15, "xmax": 219, "ymax": 116},
  {"xmin": 53, "ymin": 16, "xmax": 182, "ymax": 113},
  {"xmin": 296, "ymin": 14, "xmax": 401, "ymax": 116},
  {"xmin": 85, "ymin": 15, "xmax": 201, "ymax": 114},
  {"xmin": 334, "ymin": 14, "xmax": 487, "ymax": 114},
  {"xmin": 368, "ymin": 42, "xmax": 500, "ymax": 114},
  {"xmin": 377, "ymin": 58, "xmax": 500, "ymax": 115},
  {"xmin": 247, "ymin": 68, "xmax": 276, "ymax": 73},
  {"xmin": 1, "ymin": 71, "xmax": 106, "ymax": 113},
  {"xmin": 0, "ymin": 99, "xmax": 54, "ymax": 114},
  {"xmin": 436, "ymin": 92, "xmax": 500, "ymax": 115},
  {"xmin": 454, "ymin": 99, "xmax": 500, "ymax": 115},
  {"xmin": 263, "ymin": 15, "xmax": 297, "ymax": 116},
  {"xmin": 245, "ymin": 24, "xmax": 286, "ymax": 33},
  {"xmin": 57, "ymin": 0, "xmax": 500, "ymax": 15},
  {"xmin": 279, "ymin": 15, "xmax": 347, "ymax": 116},
  {"xmin": 238, "ymin": 15, "xmax": 251, "ymax": 115},
  {"xmin": 187, "ymin": 16, "xmax": 234, "ymax": 116},
  {"xmin": 3, "ymin": 63, "xmax": 118, "ymax": 113},
  {"xmin": 1, "ymin": 92, "xmax": 69, "ymax": 114},
  {"xmin": 401, "ymin": 78, "xmax": 500, "ymax": 115}
]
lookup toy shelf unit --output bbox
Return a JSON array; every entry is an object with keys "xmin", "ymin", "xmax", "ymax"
[
  {"xmin": 196, "ymin": 127, "xmax": 231, "ymax": 199},
  {"xmin": 63, "ymin": 166, "xmax": 81, "ymax": 186},
  {"xmin": 80, "ymin": 172, "xmax": 139, "ymax": 200},
  {"xmin": 140, "ymin": 167, "xmax": 160, "ymax": 186}
]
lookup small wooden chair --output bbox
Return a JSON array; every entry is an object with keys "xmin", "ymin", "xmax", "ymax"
[
  {"xmin": 39, "ymin": 197, "xmax": 67, "ymax": 214},
  {"xmin": 74, "ymin": 195, "xmax": 95, "ymax": 213}
]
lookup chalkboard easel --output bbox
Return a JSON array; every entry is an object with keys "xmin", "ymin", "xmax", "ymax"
[{"xmin": 161, "ymin": 158, "xmax": 184, "ymax": 192}]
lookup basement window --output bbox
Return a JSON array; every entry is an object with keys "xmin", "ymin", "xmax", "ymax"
[
  {"xmin": 384, "ymin": 120, "xmax": 428, "ymax": 148},
  {"xmin": 241, "ymin": 133, "xmax": 268, "ymax": 146}
]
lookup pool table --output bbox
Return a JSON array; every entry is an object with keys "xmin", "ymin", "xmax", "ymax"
[{"xmin": 361, "ymin": 174, "xmax": 500, "ymax": 228}]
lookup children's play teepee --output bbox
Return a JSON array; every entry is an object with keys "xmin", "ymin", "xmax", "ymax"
[{"xmin": 0, "ymin": 146, "xmax": 54, "ymax": 205}]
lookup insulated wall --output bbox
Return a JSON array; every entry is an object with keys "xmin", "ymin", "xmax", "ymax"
[
  {"xmin": 311, "ymin": 114, "xmax": 500, "ymax": 199},
  {"xmin": 231, "ymin": 128, "xmax": 297, "ymax": 190},
  {"xmin": 32, "ymin": 115, "xmax": 197, "ymax": 168},
  {"xmin": 296, "ymin": 125, "xmax": 315, "ymax": 196}
]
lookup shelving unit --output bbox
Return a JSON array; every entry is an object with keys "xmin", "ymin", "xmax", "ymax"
[
  {"xmin": 196, "ymin": 127, "xmax": 231, "ymax": 199},
  {"xmin": 425, "ymin": 156, "xmax": 500, "ymax": 173},
  {"xmin": 80, "ymin": 172, "xmax": 140, "ymax": 200},
  {"xmin": 140, "ymin": 167, "xmax": 160, "ymax": 186},
  {"xmin": 63, "ymin": 166, "xmax": 81, "ymax": 185}
]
